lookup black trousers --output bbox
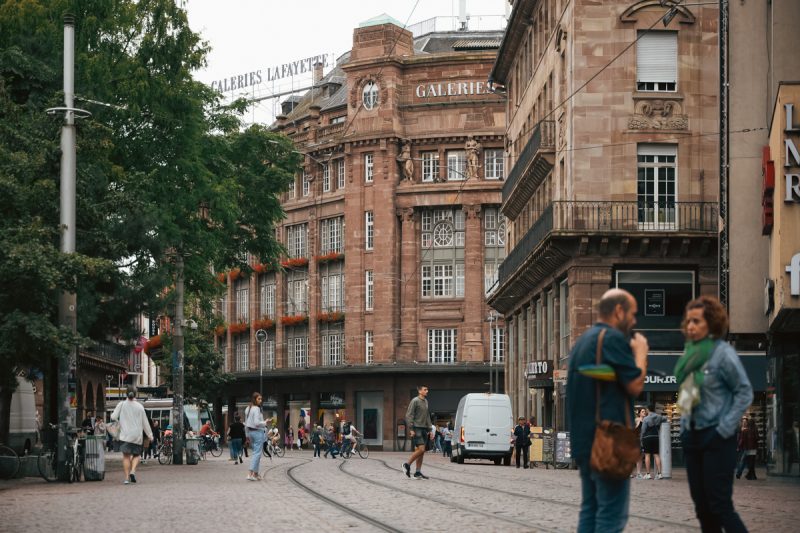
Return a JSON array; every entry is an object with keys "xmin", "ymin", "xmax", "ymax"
[
  {"xmin": 683, "ymin": 427, "xmax": 748, "ymax": 533},
  {"xmin": 515, "ymin": 444, "xmax": 529, "ymax": 467}
]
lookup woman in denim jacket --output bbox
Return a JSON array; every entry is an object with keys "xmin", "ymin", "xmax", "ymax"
[{"xmin": 676, "ymin": 296, "xmax": 753, "ymax": 532}]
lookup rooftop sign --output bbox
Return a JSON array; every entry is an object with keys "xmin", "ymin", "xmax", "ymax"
[{"xmin": 211, "ymin": 53, "xmax": 332, "ymax": 93}]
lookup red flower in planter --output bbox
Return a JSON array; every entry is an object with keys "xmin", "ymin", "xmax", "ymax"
[
  {"xmin": 229, "ymin": 321, "xmax": 249, "ymax": 334},
  {"xmin": 280, "ymin": 314, "xmax": 309, "ymax": 326},
  {"xmin": 229, "ymin": 268, "xmax": 242, "ymax": 281},
  {"xmin": 314, "ymin": 252, "xmax": 345, "ymax": 264},
  {"xmin": 253, "ymin": 263, "xmax": 274, "ymax": 274},
  {"xmin": 280, "ymin": 257, "xmax": 309, "ymax": 269},
  {"xmin": 145, "ymin": 335, "xmax": 162, "ymax": 351},
  {"xmin": 216, "ymin": 272, "xmax": 227, "ymax": 283},
  {"xmin": 317, "ymin": 311, "xmax": 345, "ymax": 323},
  {"xmin": 253, "ymin": 318, "xmax": 275, "ymax": 330},
  {"xmin": 214, "ymin": 325, "xmax": 226, "ymax": 336}
]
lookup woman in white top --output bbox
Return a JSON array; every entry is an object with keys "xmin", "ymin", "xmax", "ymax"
[{"xmin": 244, "ymin": 392, "xmax": 267, "ymax": 481}]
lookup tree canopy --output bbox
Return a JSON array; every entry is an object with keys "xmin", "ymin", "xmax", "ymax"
[{"xmin": 0, "ymin": 0, "xmax": 300, "ymax": 402}]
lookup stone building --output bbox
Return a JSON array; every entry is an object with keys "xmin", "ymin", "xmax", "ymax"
[
  {"xmin": 727, "ymin": 0, "xmax": 800, "ymax": 476},
  {"xmin": 488, "ymin": 0, "xmax": 726, "ymax": 439},
  {"xmin": 215, "ymin": 15, "xmax": 507, "ymax": 449}
]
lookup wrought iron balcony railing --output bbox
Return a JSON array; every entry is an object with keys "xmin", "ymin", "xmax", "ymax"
[{"xmin": 501, "ymin": 120, "xmax": 555, "ymax": 207}]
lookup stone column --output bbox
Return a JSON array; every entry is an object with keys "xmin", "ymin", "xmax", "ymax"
[
  {"xmin": 275, "ymin": 269, "xmax": 285, "ymax": 369},
  {"xmin": 462, "ymin": 204, "xmax": 484, "ymax": 361},
  {"xmin": 397, "ymin": 208, "xmax": 419, "ymax": 362},
  {"xmin": 307, "ymin": 210, "xmax": 319, "ymax": 367}
]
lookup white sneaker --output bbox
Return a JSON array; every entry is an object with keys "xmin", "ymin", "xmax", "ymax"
[
  {"xmin": 636, "ymin": 474, "xmax": 643, "ymax": 479},
  {"xmin": 643, "ymin": 473, "xmax": 652, "ymax": 480},
  {"xmin": 656, "ymin": 473, "xmax": 663, "ymax": 480}
]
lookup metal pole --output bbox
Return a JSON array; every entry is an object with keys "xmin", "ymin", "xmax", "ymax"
[
  {"xmin": 57, "ymin": 13, "xmax": 77, "ymax": 481},
  {"xmin": 172, "ymin": 254, "xmax": 185, "ymax": 464},
  {"xmin": 259, "ymin": 341, "xmax": 264, "ymax": 394}
]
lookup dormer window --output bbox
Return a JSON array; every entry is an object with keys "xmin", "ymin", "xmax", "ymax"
[{"xmin": 362, "ymin": 81, "xmax": 379, "ymax": 110}]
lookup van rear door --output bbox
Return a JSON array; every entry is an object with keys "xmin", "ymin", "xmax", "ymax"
[
  {"xmin": 464, "ymin": 401, "xmax": 489, "ymax": 449},
  {"xmin": 486, "ymin": 400, "xmax": 512, "ymax": 452}
]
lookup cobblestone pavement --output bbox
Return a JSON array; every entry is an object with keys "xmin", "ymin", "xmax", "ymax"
[{"xmin": 1, "ymin": 450, "xmax": 797, "ymax": 532}]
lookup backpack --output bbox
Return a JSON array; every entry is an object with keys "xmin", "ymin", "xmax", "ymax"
[{"xmin": 343, "ymin": 422, "xmax": 351, "ymax": 435}]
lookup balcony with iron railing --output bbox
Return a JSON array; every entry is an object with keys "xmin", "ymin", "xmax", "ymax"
[
  {"xmin": 501, "ymin": 120, "xmax": 555, "ymax": 219},
  {"xmin": 79, "ymin": 340, "xmax": 130, "ymax": 371},
  {"xmin": 492, "ymin": 200, "xmax": 718, "ymax": 312}
]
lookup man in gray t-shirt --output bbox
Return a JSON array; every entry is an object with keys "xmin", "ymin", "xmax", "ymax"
[{"xmin": 402, "ymin": 385, "xmax": 432, "ymax": 480}]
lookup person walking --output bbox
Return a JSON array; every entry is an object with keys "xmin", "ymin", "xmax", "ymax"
[
  {"xmin": 244, "ymin": 392, "xmax": 268, "ymax": 481},
  {"xmin": 402, "ymin": 385, "xmax": 432, "ymax": 480},
  {"xmin": 311, "ymin": 425, "xmax": 323, "ymax": 458},
  {"xmin": 677, "ymin": 295, "xmax": 752, "ymax": 532},
  {"xmin": 640, "ymin": 408, "xmax": 667, "ymax": 479},
  {"xmin": 110, "ymin": 386, "xmax": 154, "ymax": 485},
  {"xmin": 323, "ymin": 425, "xmax": 339, "ymax": 459},
  {"xmin": 227, "ymin": 413, "xmax": 245, "ymax": 464},
  {"xmin": 514, "ymin": 417, "xmax": 531, "ymax": 468},
  {"xmin": 566, "ymin": 289, "xmax": 649, "ymax": 533},
  {"xmin": 736, "ymin": 416, "xmax": 759, "ymax": 480},
  {"xmin": 633, "ymin": 408, "xmax": 647, "ymax": 479},
  {"xmin": 286, "ymin": 428, "xmax": 294, "ymax": 450},
  {"xmin": 442, "ymin": 423, "xmax": 453, "ymax": 458}
]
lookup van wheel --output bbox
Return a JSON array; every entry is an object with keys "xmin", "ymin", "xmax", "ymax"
[
  {"xmin": 503, "ymin": 454, "xmax": 511, "ymax": 466},
  {"xmin": 450, "ymin": 454, "xmax": 457, "ymax": 463},
  {"xmin": 493, "ymin": 458, "xmax": 502, "ymax": 465},
  {"xmin": 457, "ymin": 453, "xmax": 465, "ymax": 464}
]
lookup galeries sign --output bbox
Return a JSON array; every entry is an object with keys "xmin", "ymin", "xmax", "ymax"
[
  {"xmin": 211, "ymin": 53, "xmax": 332, "ymax": 93},
  {"xmin": 415, "ymin": 80, "xmax": 488, "ymax": 98}
]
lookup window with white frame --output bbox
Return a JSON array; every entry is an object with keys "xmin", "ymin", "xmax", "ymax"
[
  {"xmin": 288, "ymin": 175, "xmax": 297, "ymax": 199},
  {"xmin": 636, "ymin": 31, "xmax": 677, "ymax": 92},
  {"xmin": 259, "ymin": 276, "xmax": 276, "ymax": 318},
  {"xmin": 484, "ymin": 207, "xmax": 507, "ymax": 295},
  {"xmin": 535, "ymin": 299, "xmax": 543, "ymax": 359},
  {"xmin": 220, "ymin": 337, "xmax": 228, "ymax": 371},
  {"xmin": 259, "ymin": 339, "xmax": 275, "ymax": 369},
  {"xmin": 291, "ymin": 335, "xmax": 308, "ymax": 368},
  {"xmin": 365, "ymin": 270, "xmax": 374, "ymax": 311},
  {"xmin": 218, "ymin": 294, "xmax": 229, "ymax": 323},
  {"xmin": 320, "ymin": 216, "xmax": 343, "ymax": 254},
  {"xmin": 236, "ymin": 339, "xmax": 249, "ymax": 371},
  {"xmin": 365, "ymin": 211, "xmax": 374, "ymax": 250},
  {"xmin": 365, "ymin": 331, "xmax": 374, "ymax": 364},
  {"xmin": 547, "ymin": 290, "xmax": 555, "ymax": 359},
  {"xmin": 322, "ymin": 163, "xmax": 331, "ymax": 192},
  {"xmin": 364, "ymin": 153, "xmax": 374, "ymax": 183},
  {"xmin": 286, "ymin": 270, "xmax": 308, "ymax": 315},
  {"xmin": 321, "ymin": 273, "xmax": 343, "ymax": 312},
  {"xmin": 492, "ymin": 326, "xmax": 505, "ymax": 363},
  {"xmin": 637, "ymin": 144, "xmax": 677, "ymax": 228},
  {"xmin": 447, "ymin": 150, "xmax": 466, "ymax": 181},
  {"xmin": 302, "ymin": 172, "xmax": 311, "ymax": 196},
  {"xmin": 427, "ymin": 328, "xmax": 457, "ymax": 363},
  {"xmin": 484, "ymin": 149, "xmax": 505, "ymax": 180},
  {"xmin": 420, "ymin": 208, "xmax": 465, "ymax": 298},
  {"xmin": 331, "ymin": 115, "xmax": 345, "ymax": 125},
  {"xmin": 421, "ymin": 151, "xmax": 439, "ymax": 182},
  {"xmin": 321, "ymin": 332, "xmax": 343, "ymax": 366},
  {"xmin": 235, "ymin": 280, "xmax": 249, "ymax": 322},
  {"xmin": 362, "ymin": 81, "xmax": 379, "ymax": 110},
  {"xmin": 337, "ymin": 159, "xmax": 345, "ymax": 189},
  {"xmin": 286, "ymin": 223, "xmax": 308, "ymax": 258}
]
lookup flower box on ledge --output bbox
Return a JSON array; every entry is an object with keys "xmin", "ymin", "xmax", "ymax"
[
  {"xmin": 215, "ymin": 272, "xmax": 227, "ymax": 283},
  {"xmin": 145, "ymin": 335, "xmax": 162, "ymax": 351},
  {"xmin": 214, "ymin": 325, "xmax": 226, "ymax": 336},
  {"xmin": 229, "ymin": 268, "xmax": 242, "ymax": 281},
  {"xmin": 314, "ymin": 252, "xmax": 344, "ymax": 264},
  {"xmin": 317, "ymin": 311, "xmax": 345, "ymax": 323},
  {"xmin": 280, "ymin": 257, "xmax": 309, "ymax": 269},
  {"xmin": 253, "ymin": 263, "xmax": 274, "ymax": 274},
  {"xmin": 229, "ymin": 322, "xmax": 249, "ymax": 334},
  {"xmin": 253, "ymin": 317, "xmax": 275, "ymax": 330},
  {"xmin": 280, "ymin": 314, "xmax": 309, "ymax": 327}
]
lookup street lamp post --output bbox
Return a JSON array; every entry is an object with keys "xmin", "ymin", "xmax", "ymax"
[{"xmin": 256, "ymin": 329, "xmax": 268, "ymax": 394}]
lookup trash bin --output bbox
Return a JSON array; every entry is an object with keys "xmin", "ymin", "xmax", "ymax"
[
  {"xmin": 659, "ymin": 421, "xmax": 672, "ymax": 479},
  {"xmin": 84, "ymin": 435, "xmax": 105, "ymax": 481},
  {"xmin": 185, "ymin": 437, "xmax": 200, "ymax": 465}
]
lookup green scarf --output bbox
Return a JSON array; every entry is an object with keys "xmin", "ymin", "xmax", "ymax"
[{"xmin": 675, "ymin": 337, "xmax": 715, "ymax": 387}]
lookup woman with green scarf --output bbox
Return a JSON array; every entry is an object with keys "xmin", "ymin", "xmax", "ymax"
[{"xmin": 676, "ymin": 295, "xmax": 753, "ymax": 532}]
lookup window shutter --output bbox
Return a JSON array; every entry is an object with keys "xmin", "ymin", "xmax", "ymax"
[
  {"xmin": 636, "ymin": 31, "xmax": 677, "ymax": 84},
  {"xmin": 637, "ymin": 143, "xmax": 677, "ymax": 157}
]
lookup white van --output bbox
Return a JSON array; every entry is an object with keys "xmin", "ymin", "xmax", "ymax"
[
  {"xmin": 9, "ymin": 376, "xmax": 37, "ymax": 455},
  {"xmin": 451, "ymin": 393, "xmax": 513, "ymax": 465}
]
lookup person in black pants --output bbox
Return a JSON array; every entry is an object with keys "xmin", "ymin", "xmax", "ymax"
[{"xmin": 513, "ymin": 417, "xmax": 531, "ymax": 468}]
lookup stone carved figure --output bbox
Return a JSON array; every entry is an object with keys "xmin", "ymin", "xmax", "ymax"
[
  {"xmin": 628, "ymin": 99, "xmax": 688, "ymax": 130},
  {"xmin": 465, "ymin": 135, "xmax": 481, "ymax": 180},
  {"xmin": 397, "ymin": 139, "xmax": 414, "ymax": 181}
]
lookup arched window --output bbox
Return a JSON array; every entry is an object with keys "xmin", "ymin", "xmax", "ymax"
[{"xmin": 362, "ymin": 81, "xmax": 379, "ymax": 110}]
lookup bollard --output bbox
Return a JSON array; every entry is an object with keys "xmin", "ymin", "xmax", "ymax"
[{"xmin": 659, "ymin": 421, "xmax": 672, "ymax": 479}]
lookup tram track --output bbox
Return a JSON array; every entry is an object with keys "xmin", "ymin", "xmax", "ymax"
[
  {"xmin": 372, "ymin": 458, "xmax": 699, "ymax": 531},
  {"xmin": 338, "ymin": 459, "xmax": 562, "ymax": 532},
  {"xmin": 284, "ymin": 459, "xmax": 402, "ymax": 532}
]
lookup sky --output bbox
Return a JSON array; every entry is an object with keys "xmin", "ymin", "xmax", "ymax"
[{"xmin": 184, "ymin": 0, "xmax": 509, "ymax": 123}]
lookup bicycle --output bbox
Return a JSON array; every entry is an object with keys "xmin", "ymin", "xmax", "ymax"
[
  {"xmin": 0, "ymin": 443, "xmax": 20, "ymax": 480},
  {"xmin": 37, "ymin": 424, "xmax": 58, "ymax": 482},
  {"xmin": 66, "ymin": 429, "xmax": 85, "ymax": 482},
  {"xmin": 157, "ymin": 436, "xmax": 173, "ymax": 465},
  {"xmin": 262, "ymin": 439, "xmax": 285, "ymax": 458},
  {"xmin": 341, "ymin": 436, "xmax": 369, "ymax": 459}
]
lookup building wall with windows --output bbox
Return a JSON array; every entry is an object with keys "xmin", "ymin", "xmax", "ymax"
[
  {"xmin": 214, "ymin": 17, "xmax": 507, "ymax": 448},
  {"xmin": 489, "ymin": 0, "xmax": 720, "ymax": 428}
]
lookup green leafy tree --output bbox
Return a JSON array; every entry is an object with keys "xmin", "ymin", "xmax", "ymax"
[{"xmin": 0, "ymin": 0, "xmax": 300, "ymax": 441}]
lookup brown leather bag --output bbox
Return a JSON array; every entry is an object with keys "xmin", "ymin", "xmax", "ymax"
[{"xmin": 589, "ymin": 329, "xmax": 642, "ymax": 480}]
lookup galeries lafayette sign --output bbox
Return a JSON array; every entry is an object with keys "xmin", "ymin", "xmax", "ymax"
[{"xmin": 415, "ymin": 80, "xmax": 488, "ymax": 98}]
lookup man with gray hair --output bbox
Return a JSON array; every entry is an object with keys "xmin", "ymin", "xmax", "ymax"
[
  {"xmin": 111, "ymin": 386, "xmax": 154, "ymax": 485},
  {"xmin": 566, "ymin": 289, "xmax": 649, "ymax": 532}
]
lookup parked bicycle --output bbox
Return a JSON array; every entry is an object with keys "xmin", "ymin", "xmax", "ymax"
[
  {"xmin": 0, "ymin": 443, "xmax": 20, "ymax": 480},
  {"xmin": 36, "ymin": 425, "xmax": 85, "ymax": 482},
  {"xmin": 262, "ymin": 439, "xmax": 285, "ymax": 458},
  {"xmin": 37, "ymin": 424, "xmax": 58, "ymax": 482},
  {"xmin": 341, "ymin": 436, "xmax": 369, "ymax": 459},
  {"xmin": 157, "ymin": 435, "xmax": 173, "ymax": 465}
]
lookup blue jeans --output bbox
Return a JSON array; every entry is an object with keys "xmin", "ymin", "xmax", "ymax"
[
  {"xmin": 577, "ymin": 460, "xmax": 631, "ymax": 533},
  {"xmin": 248, "ymin": 429, "xmax": 265, "ymax": 472},
  {"xmin": 229, "ymin": 438, "xmax": 243, "ymax": 460}
]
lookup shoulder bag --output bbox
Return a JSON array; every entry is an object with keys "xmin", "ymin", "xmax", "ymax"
[
  {"xmin": 106, "ymin": 421, "xmax": 120, "ymax": 439},
  {"xmin": 589, "ymin": 329, "xmax": 642, "ymax": 480}
]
